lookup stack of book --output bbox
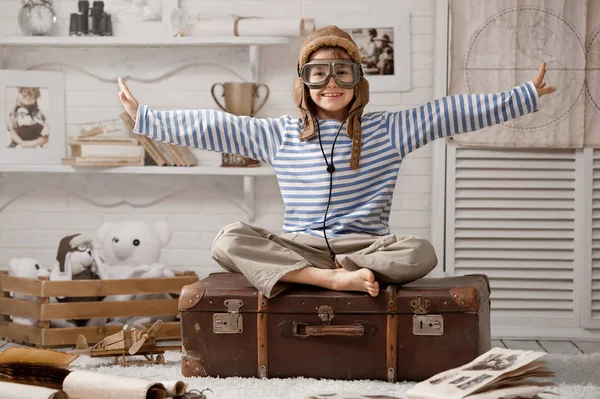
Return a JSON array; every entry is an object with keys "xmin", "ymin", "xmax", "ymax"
[
  {"xmin": 120, "ymin": 113, "xmax": 198, "ymax": 167},
  {"xmin": 62, "ymin": 135, "xmax": 145, "ymax": 167}
]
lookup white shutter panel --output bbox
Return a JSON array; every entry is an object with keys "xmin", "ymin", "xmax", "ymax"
[
  {"xmin": 446, "ymin": 146, "xmax": 578, "ymax": 330},
  {"xmin": 584, "ymin": 149, "xmax": 600, "ymax": 328}
]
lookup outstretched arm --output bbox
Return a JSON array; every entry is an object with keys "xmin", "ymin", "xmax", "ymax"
[
  {"xmin": 118, "ymin": 78, "xmax": 286, "ymax": 165},
  {"xmin": 386, "ymin": 62, "xmax": 556, "ymax": 158}
]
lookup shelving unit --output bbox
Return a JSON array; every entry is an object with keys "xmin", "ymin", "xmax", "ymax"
[
  {"xmin": 0, "ymin": 164, "xmax": 274, "ymax": 176},
  {"xmin": 0, "ymin": 35, "xmax": 289, "ymax": 220},
  {"xmin": 0, "ymin": 36, "xmax": 289, "ymax": 47},
  {"xmin": 0, "ymin": 35, "xmax": 290, "ymax": 81}
]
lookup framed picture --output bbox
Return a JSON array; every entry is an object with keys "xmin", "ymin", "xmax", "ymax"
[
  {"xmin": 317, "ymin": 12, "xmax": 411, "ymax": 92},
  {"xmin": 0, "ymin": 70, "xmax": 66, "ymax": 165}
]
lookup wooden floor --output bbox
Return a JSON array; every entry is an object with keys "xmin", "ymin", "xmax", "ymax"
[
  {"xmin": 492, "ymin": 339, "xmax": 600, "ymax": 354},
  {"xmin": 2, "ymin": 339, "xmax": 600, "ymax": 354}
]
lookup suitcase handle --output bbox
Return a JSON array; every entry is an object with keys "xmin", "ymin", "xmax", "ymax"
[
  {"xmin": 299, "ymin": 323, "xmax": 364, "ymax": 337},
  {"xmin": 278, "ymin": 321, "xmax": 377, "ymax": 339},
  {"xmin": 277, "ymin": 321, "xmax": 377, "ymax": 338}
]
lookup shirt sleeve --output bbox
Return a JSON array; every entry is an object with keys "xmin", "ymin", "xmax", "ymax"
[
  {"xmin": 133, "ymin": 106, "xmax": 289, "ymax": 165},
  {"xmin": 385, "ymin": 81, "xmax": 540, "ymax": 158}
]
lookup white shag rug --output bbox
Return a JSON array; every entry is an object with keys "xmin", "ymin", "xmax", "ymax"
[{"xmin": 69, "ymin": 350, "xmax": 600, "ymax": 399}]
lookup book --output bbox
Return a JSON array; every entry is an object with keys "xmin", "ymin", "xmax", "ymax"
[
  {"xmin": 70, "ymin": 144, "xmax": 144, "ymax": 159},
  {"xmin": 405, "ymin": 348, "xmax": 556, "ymax": 399},
  {"xmin": 176, "ymin": 146, "xmax": 199, "ymax": 167},
  {"xmin": 163, "ymin": 143, "xmax": 186, "ymax": 167},
  {"xmin": 120, "ymin": 111, "xmax": 198, "ymax": 167},
  {"xmin": 62, "ymin": 157, "xmax": 145, "ymax": 167},
  {"xmin": 137, "ymin": 135, "xmax": 167, "ymax": 166},
  {"xmin": 68, "ymin": 136, "xmax": 139, "ymax": 146},
  {"xmin": 0, "ymin": 348, "xmax": 190, "ymax": 399},
  {"xmin": 0, "ymin": 347, "xmax": 76, "ymax": 392},
  {"xmin": 155, "ymin": 141, "xmax": 177, "ymax": 166}
]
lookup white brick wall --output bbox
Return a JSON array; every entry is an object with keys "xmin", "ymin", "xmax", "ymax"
[{"xmin": 0, "ymin": 0, "xmax": 438, "ymax": 279}]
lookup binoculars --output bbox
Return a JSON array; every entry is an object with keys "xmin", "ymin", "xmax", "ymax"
[{"xmin": 69, "ymin": 1, "xmax": 112, "ymax": 36}]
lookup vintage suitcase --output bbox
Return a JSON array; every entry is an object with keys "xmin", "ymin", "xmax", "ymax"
[{"xmin": 178, "ymin": 272, "xmax": 491, "ymax": 382}]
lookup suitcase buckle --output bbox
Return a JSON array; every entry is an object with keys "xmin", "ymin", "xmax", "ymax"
[{"xmin": 213, "ymin": 299, "xmax": 243, "ymax": 334}]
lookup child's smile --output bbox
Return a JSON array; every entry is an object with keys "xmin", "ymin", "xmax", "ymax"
[{"xmin": 321, "ymin": 91, "xmax": 345, "ymax": 100}]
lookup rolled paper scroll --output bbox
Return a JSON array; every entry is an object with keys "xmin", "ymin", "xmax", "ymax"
[
  {"xmin": 0, "ymin": 382, "xmax": 67, "ymax": 399},
  {"xmin": 236, "ymin": 17, "xmax": 312, "ymax": 37},
  {"xmin": 193, "ymin": 18, "xmax": 234, "ymax": 36},
  {"xmin": 193, "ymin": 16, "xmax": 315, "ymax": 37},
  {"xmin": 63, "ymin": 370, "xmax": 167, "ymax": 399}
]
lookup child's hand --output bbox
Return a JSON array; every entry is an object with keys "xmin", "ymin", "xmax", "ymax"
[
  {"xmin": 533, "ymin": 61, "xmax": 556, "ymax": 97},
  {"xmin": 118, "ymin": 77, "xmax": 139, "ymax": 122}
]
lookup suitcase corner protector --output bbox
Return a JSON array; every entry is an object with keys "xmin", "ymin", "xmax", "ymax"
[
  {"xmin": 181, "ymin": 353, "xmax": 207, "ymax": 377},
  {"xmin": 178, "ymin": 284, "xmax": 206, "ymax": 311}
]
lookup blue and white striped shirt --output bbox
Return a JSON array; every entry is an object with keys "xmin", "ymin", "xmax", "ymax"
[{"xmin": 134, "ymin": 81, "xmax": 539, "ymax": 237}]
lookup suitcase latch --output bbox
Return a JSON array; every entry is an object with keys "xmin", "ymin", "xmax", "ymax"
[
  {"xmin": 413, "ymin": 315, "xmax": 444, "ymax": 336},
  {"xmin": 317, "ymin": 305, "xmax": 334, "ymax": 324},
  {"xmin": 410, "ymin": 296, "xmax": 430, "ymax": 314},
  {"xmin": 213, "ymin": 299, "xmax": 243, "ymax": 334}
]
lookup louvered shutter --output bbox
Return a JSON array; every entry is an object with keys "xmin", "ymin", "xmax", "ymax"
[
  {"xmin": 445, "ymin": 146, "xmax": 578, "ymax": 329},
  {"xmin": 584, "ymin": 149, "xmax": 600, "ymax": 328}
]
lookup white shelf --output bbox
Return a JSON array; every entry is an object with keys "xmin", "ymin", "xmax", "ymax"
[
  {"xmin": 0, "ymin": 164, "xmax": 273, "ymax": 221},
  {"xmin": 0, "ymin": 164, "xmax": 275, "ymax": 176},
  {"xmin": 0, "ymin": 35, "xmax": 290, "ymax": 47}
]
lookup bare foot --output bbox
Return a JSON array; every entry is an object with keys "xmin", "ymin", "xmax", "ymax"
[
  {"xmin": 278, "ymin": 266, "xmax": 380, "ymax": 297},
  {"xmin": 330, "ymin": 268, "xmax": 380, "ymax": 297}
]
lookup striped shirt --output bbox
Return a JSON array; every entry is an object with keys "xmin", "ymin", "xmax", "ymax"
[{"xmin": 134, "ymin": 81, "xmax": 539, "ymax": 237}]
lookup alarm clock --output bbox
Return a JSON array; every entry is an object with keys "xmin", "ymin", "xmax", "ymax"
[{"xmin": 18, "ymin": 0, "xmax": 57, "ymax": 36}]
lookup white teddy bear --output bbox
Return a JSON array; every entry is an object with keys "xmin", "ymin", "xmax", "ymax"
[
  {"xmin": 95, "ymin": 220, "xmax": 174, "ymax": 281},
  {"xmin": 94, "ymin": 220, "xmax": 176, "ymax": 326},
  {"xmin": 8, "ymin": 257, "xmax": 51, "ymax": 326}
]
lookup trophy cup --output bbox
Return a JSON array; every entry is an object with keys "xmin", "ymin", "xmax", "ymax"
[{"xmin": 210, "ymin": 82, "xmax": 270, "ymax": 167}]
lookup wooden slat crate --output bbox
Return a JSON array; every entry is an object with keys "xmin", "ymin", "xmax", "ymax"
[{"xmin": 0, "ymin": 270, "xmax": 198, "ymax": 348}]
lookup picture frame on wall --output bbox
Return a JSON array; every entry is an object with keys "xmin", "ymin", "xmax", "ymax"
[
  {"xmin": 317, "ymin": 12, "xmax": 411, "ymax": 93},
  {"xmin": 0, "ymin": 69, "xmax": 66, "ymax": 165}
]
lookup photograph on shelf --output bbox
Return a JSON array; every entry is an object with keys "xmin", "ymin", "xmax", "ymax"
[
  {"xmin": 317, "ymin": 12, "xmax": 411, "ymax": 92},
  {"xmin": 0, "ymin": 69, "xmax": 66, "ymax": 165}
]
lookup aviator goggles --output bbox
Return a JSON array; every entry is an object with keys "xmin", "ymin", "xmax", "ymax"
[{"xmin": 299, "ymin": 59, "xmax": 363, "ymax": 90}]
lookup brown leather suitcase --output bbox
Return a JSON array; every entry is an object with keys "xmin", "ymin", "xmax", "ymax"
[{"xmin": 178, "ymin": 272, "xmax": 491, "ymax": 382}]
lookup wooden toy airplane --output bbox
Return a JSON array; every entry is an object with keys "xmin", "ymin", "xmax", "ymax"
[{"xmin": 68, "ymin": 319, "xmax": 181, "ymax": 366}]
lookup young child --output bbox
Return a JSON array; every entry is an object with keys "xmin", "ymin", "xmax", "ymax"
[
  {"xmin": 8, "ymin": 87, "xmax": 49, "ymax": 148},
  {"xmin": 118, "ymin": 25, "xmax": 556, "ymax": 299}
]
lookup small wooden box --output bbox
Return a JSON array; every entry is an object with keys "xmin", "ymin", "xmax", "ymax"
[{"xmin": 0, "ymin": 270, "xmax": 198, "ymax": 348}]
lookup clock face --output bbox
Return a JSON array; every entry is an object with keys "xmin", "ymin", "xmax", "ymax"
[{"xmin": 26, "ymin": 4, "xmax": 56, "ymax": 35}]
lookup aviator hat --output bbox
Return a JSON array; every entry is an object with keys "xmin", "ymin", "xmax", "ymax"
[{"xmin": 293, "ymin": 25, "xmax": 370, "ymax": 170}]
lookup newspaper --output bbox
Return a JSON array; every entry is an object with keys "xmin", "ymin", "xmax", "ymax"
[{"xmin": 406, "ymin": 348, "xmax": 556, "ymax": 399}]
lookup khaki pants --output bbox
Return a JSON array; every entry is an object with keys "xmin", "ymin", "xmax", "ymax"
[{"xmin": 211, "ymin": 221, "xmax": 438, "ymax": 298}]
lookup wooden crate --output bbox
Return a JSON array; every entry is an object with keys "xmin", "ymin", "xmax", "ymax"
[{"xmin": 0, "ymin": 270, "xmax": 198, "ymax": 348}]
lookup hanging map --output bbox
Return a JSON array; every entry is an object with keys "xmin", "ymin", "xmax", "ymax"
[
  {"xmin": 586, "ymin": 0, "xmax": 600, "ymax": 146},
  {"xmin": 448, "ymin": 0, "xmax": 596, "ymax": 148}
]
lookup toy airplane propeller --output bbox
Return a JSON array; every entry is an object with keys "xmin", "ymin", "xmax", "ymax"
[{"xmin": 128, "ymin": 319, "xmax": 163, "ymax": 355}]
